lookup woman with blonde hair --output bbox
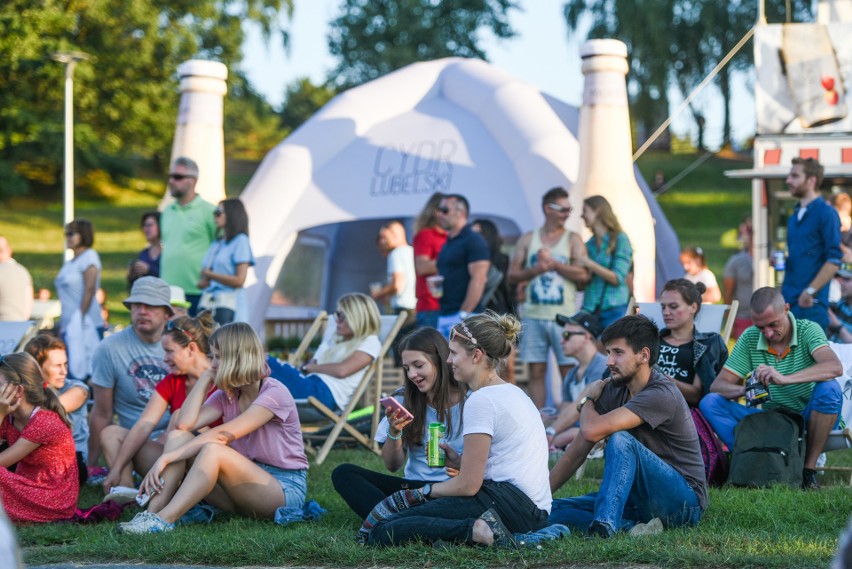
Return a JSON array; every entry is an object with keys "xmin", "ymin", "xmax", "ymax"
[
  {"xmin": 99, "ymin": 311, "xmax": 218, "ymax": 496},
  {"xmin": 578, "ymin": 195, "xmax": 633, "ymax": 327},
  {"xmin": 118, "ymin": 323, "xmax": 308, "ymax": 534},
  {"xmin": 360, "ymin": 312, "xmax": 550, "ymax": 548},
  {"xmin": 0, "ymin": 352, "xmax": 78, "ymax": 523},
  {"xmin": 269, "ymin": 292, "xmax": 382, "ymax": 411}
]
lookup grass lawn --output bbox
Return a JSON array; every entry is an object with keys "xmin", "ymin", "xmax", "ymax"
[{"xmin": 17, "ymin": 447, "xmax": 852, "ymax": 568}]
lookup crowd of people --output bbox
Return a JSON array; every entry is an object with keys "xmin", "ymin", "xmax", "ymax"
[{"xmin": 0, "ymin": 156, "xmax": 848, "ymax": 554}]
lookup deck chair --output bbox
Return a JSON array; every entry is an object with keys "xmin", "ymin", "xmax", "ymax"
[
  {"xmin": 289, "ymin": 310, "xmax": 328, "ymax": 367},
  {"xmin": 635, "ymin": 301, "xmax": 739, "ymax": 344},
  {"xmin": 0, "ymin": 321, "xmax": 39, "ymax": 356},
  {"xmin": 301, "ymin": 311, "xmax": 409, "ymax": 465}
]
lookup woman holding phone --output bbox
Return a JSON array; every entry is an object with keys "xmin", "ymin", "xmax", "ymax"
[
  {"xmin": 360, "ymin": 312, "xmax": 550, "ymax": 547},
  {"xmin": 332, "ymin": 327, "xmax": 466, "ymax": 518}
]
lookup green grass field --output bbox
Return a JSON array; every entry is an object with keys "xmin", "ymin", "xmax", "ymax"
[{"xmin": 16, "ymin": 448, "xmax": 851, "ymax": 568}]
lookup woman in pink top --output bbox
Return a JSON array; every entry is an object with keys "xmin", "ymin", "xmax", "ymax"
[{"xmin": 118, "ymin": 322, "xmax": 308, "ymax": 534}]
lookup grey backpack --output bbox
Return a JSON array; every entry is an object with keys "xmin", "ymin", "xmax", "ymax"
[{"xmin": 728, "ymin": 409, "xmax": 805, "ymax": 487}]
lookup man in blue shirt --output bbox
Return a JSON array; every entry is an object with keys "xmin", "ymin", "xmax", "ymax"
[
  {"xmin": 783, "ymin": 157, "xmax": 842, "ymax": 332},
  {"xmin": 435, "ymin": 194, "xmax": 490, "ymax": 337}
]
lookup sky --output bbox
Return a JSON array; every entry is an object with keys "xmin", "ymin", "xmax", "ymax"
[{"xmin": 240, "ymin": 0, "xmax": 756, "ymax": 151}]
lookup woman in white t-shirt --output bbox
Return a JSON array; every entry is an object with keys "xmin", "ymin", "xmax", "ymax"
[
  {"xmin": 117, "ymin": 322, "xmax": 308, "ymax": 535},
  {"xmin": 332, "ymin": 327, "xmax": 466, "ymax": 518},
  {"xmin": 269, "ymin": 293, "xmax": 381, "ymax": 411},
  {"xmin": 54, "ymin": 218, "xmax": 102, "ymax": 378},
  {"xmin": 361, "ymin": 312, "xmax": 551, "ymax": 548},
  {"xmin": 681, "ymin": 246, "xmax": 722, "ymax": 303}
]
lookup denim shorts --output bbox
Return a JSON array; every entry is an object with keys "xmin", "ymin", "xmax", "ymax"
[
  {"xmin": 256, "ymin": 462, "xmax": 307, "ymax": 509},
  {"xmin": 521, "ymin": 318, "xmax": 574, "ymax": 365}
]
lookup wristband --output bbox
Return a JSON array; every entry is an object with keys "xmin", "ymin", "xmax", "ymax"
[{"xmin": 386, "ymin": 425, "xmax": 402, "ymax": 440}]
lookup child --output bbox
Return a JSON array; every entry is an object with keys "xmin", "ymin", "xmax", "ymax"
[{"xmin": 0, "ymin": 352, "xmax": 78, "ymax": 523}]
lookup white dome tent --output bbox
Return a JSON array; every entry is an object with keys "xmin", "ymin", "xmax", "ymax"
[{"xmin": 240, "ymin": 57, "xmax": 681, "ymax": 335}]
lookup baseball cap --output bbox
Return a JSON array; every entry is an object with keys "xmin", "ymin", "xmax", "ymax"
[
  {"xmin": 169, "ymin": 285, "xmax": 192, "ymax": 309},
  {"xmin": 837, "ymin": 263, "xmax": 852, "ymax": 279},
  {"xmin": 555, "ymin": 310, "xmax": 604, "ymax": 338},
  {"xmin": 123, "ymin": 276, "xmax": 174, "ymax": 315}
]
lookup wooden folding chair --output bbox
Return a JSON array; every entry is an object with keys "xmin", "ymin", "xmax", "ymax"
[
  {"xmin": 303, "ymin": 311, "xmax": 409, "ymax": 465},
  {"xmin": 289, "ymin": 310, "xmax": 328, "ymax": 367}
]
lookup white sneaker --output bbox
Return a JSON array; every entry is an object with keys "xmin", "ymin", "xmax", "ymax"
[
  {"xmin": 629, "ymin": 517, "xmax": 664, "ymax": 537},
  {"xmin": 104, "ymin": 486, "xmax": 139, "ymax": 505},
  {"xmin": 118, "ymin": 511, "xmax": 175, "ymax": 534}
]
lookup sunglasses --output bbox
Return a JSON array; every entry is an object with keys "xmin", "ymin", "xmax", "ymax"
[
  {"xmin": 213, "ymin": 208, "xmax": 224, "ymax": 216},
  {"xmin": 437, "ymin": 206, "xmax": 451, "ymax": 214},
  {"xmin": 64, "ymin": 231, "xmax": 78, "ymax": 237},
  {"xmin": 450, "ymin": 321, "xmax": 481, "ymax": 347},
  {"xmin": 168, "ymin": 173, "xmax": 195, "ymax": 181},
  {"xmin": 562, "ymin": 330, "xmax": 586, "ymax": 340},
  {"xmin": 334, "ymin": 310, "xmax": 347, "ymax": 322},
  {"xmin": 166, "ymin": 320, "xmax": 195, "ymax": 342},
  {"xmin": 546, "ymin": 203, "xmax": 571, "ymax": 213}
]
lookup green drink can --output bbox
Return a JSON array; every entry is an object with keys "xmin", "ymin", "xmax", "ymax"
[{"xmin": 427, "ymin": 422, "xmax": 446, "ymax": 467}]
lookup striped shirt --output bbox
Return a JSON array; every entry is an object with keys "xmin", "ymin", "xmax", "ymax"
[
  {"xmin": 582, "ymin": 232, "xmax": 633, "ymax": 313},
  {"xmin": 723, "ymin": 313, "xmax": 828, "ymax": 412}
]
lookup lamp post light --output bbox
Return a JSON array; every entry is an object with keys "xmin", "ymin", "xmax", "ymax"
[{"xmin": 51, "ymin": 50, "xmax": 90, "ymax": 261}]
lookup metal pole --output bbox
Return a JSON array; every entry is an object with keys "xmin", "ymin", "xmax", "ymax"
[{"xmin": 62, "ymin": 61, "xmax": 75, "ymax": 261}]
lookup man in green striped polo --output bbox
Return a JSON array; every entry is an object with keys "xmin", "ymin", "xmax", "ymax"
[{"xmin": 699, "ymin": 287, "xmax": 843, "ymax": 489}]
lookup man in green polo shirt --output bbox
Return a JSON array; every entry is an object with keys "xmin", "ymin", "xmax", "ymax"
[
  {"xmin": 160, "ymin": 157, "xmax": 217, "ymax": 314},
  {"xmin": 699, "ymin": 287, "xmax": 843, "ymax": 489}
]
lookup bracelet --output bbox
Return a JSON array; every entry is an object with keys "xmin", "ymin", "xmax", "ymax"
[{"xmin": 386, "ymin": 425, "xmax": 402, "ymax": 440}]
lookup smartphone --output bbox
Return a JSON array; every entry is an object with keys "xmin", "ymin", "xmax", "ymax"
[
  {"xmin": 136, "ymin": 493, "xmax": 151, "ymax": 507},
  {"xmin": 380, "ymin": 396, "xmax": 414, "ymax": 420}
]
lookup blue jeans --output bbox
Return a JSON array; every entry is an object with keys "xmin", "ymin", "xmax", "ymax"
[
  {"xmin": 699, "ymin": 381, "xmax": 842, "ymax": 450},
  {"xmin": 416, "ymin": 310, "xmax": 439, "ymax": 329},
  {"xmin": 267, "ymin": 359, "xmax": 338, "ymax": 410},
  {"xmin": 368, "ymin": 480, "xmax": 548, "ymax": 546},
  {"xmin": 549, "ymin": 432, "xmax": 703, "ymax": 535},
  {"xmin": 256, "ymin": 462, "xmax": 307, "ymax": 509},
  {"xmin": 791, "ymin": 302, "xmax": 830, "ymax": 333}
]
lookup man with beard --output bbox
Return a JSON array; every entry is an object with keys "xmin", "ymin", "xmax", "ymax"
[
  {"xmin": 159, "ymin": 157, "xmax": 217, "ymax": 315},
  {"xmin": 548, "ymin": 315, "xmax": 707, "ymax": 537},
  {"xmin": 782, "ymin": 157, "xmax": 841, "ymax": 332},
  {"xmin": 88, "ymin": 277, "xmax": 172, "ymax": 470}
]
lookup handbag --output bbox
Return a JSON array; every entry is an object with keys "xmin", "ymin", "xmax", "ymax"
[{"xmin": 198, "ymin": 289, "xmax": 238, "ymax": 312}]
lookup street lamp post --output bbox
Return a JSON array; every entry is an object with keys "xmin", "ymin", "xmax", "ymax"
[{"xmin": 51, "ymin": 51, "xmax": 90, "ymax": 261}]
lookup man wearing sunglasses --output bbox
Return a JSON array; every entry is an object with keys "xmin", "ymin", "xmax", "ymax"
[
  {"xmin": 508, "ymin": 187, "xmax": 590, "ymax": 408},
  {"xmin": 434, "ymin": 195, "xmax": 491, "ymax": 337},
  {"xmin": 160, "ymin": 156, "xmax": 217, "ymax": 315},
  {"xmin": 543, "ymin": 311, "xmax": 607, "ymax": 449}
]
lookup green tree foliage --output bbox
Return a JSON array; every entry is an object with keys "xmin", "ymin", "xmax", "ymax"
[
  {"xmin": 0, "ymin": 0, "xmax": 292, "ymax": 197},
  {"xmin": 279, "ymin": 78, "xmax": 338, "ymax": 135},
  {"xmin": 563, "ymin": 1, "xmax": 812, "ymax": 150},
  {"xmin": 327, "ymin": 0, "xmax": 519, "ymax": 88},
  {"xmin": 225, "ymin": 72, "xmax": 286, "ymax": 161}
]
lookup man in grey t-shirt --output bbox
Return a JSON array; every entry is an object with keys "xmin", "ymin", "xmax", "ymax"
[
  {"xmin": 549, "ymin": 315, "xmax": 707, "ymax": 537},
  {"xmin": 88, "ymin": 277, "xmax": 172, "ymax": 467}
]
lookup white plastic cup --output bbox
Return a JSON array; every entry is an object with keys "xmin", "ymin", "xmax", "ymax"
[{"xmin": 426, "ymin": 275, "xmax": 444, "ymax": 298}]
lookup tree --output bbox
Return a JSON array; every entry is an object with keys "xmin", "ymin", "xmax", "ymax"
[
  {"xmin": 564, "ymin": 0, "xmax": 813, "ymax": 150},
  {"xmin": 280, "ymin": 78, "xmax": 338, "ymax": 135},
  {"xmin": 225, "ymin": 72, "xmax": 287, "ymax": 161},
  {"xmin": 0, "ymin": 0, "xmax": 293, "ymax": 196},
  {"xmin": 327, "ymin": 0, "xmax": 518, "ymax": 88}
]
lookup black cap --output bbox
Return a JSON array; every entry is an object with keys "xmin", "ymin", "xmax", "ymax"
[{"xmin": 555, "ymin": 310, "xmax": 604, "ymax": 338}]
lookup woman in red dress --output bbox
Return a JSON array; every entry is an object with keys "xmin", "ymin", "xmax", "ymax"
[{"xmin": 0, "ymin": 352, "xmax": 78, "ymax": 523}]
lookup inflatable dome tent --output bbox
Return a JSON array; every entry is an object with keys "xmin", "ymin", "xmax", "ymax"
[{"xmin": 241, "ymin": 57, "xmax": 681, "ymax": 334}]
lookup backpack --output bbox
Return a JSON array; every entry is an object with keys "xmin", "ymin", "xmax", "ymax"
[
  {"xmin": 690, "ymin": 408, "xmax": 729, "ymax": 486},
  {"xmin": 728, "ymin": 409, "xmax": 805, "ymax": 488}
]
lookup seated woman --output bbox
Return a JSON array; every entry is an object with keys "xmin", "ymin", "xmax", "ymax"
[
  {"xmin": 361, "ymin": 312, "xmax": 550, "ymax": 547},
  {"xmin": 681, "ymin": 247, "xmax": 722, "ymax": 303},
  {"xmin": 0, "ymin": 353, "xmax": 78, "ymax": 523},
  {"xmin": 24, "ymin": 333, "xmax": 90, "ymax": 484},
  {"xmin": 118, "ymin": 322, "xmax": 309, "ymax": 534},
  {"xmin": 100, "ymin": 311, "xmax": 218, "ymax": 496},
  {"xmin": 269, "ymin": 292, "xmax": 381, "ymax": 411},
  {"xmin": 657, "ymin": 279, "xmax": 728, "ymax": 406},
  {"xmin": 657, "ymin": 278, "xmax": 729, "ymax": 484},
  {"xmin": 332, "ymin": 327, "xmax": 467, "ymax": 519}
]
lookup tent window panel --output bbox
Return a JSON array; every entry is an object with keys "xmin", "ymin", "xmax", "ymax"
[{"xmin": 271, "ymin": 237, "xmax": 327, "ymax": 307}]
